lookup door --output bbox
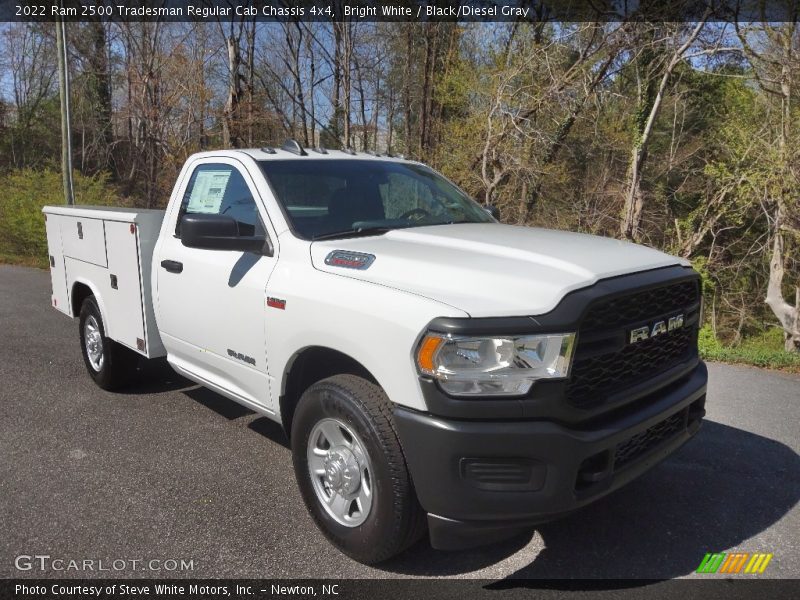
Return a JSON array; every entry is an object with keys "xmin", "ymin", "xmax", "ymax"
[
  {"xmin": 44, "ymin": 214, "xmax": 69, "ymax": 314},
  {"xmin": 155, "ymin": 159, "xmax": 278, "ymax": 409}
]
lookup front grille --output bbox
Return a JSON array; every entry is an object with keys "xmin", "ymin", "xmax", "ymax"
[
  {"xmin": 613, "ymin": 410, "xmax": 687, "ymax": 470},
  {"xmin": 581, "ymin": 280, "xmax": 699, "ymax": 332},
  {"xmin": 568, "ymin": 327, "xmax": 694, "ymax": 407},
  {"xmin": 567, "ymin": 278, "xmax": 700, "ymax": 409}
]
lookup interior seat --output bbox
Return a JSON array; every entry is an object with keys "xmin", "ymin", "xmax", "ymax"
[{"xmin": 326, "ymin": 184, "xmax": 386, "ymax": 231}]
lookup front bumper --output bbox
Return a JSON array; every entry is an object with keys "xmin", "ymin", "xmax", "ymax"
[{"xmin": 393, "ymin": 362, "xmax": 708, "ymax": 550}]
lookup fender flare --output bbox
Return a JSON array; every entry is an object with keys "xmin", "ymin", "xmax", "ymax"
[{"xmin": 70, "ymin": 277, "xmax": 108, "ymax": 328}]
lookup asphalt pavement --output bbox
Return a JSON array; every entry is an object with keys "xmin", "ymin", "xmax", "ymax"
[{"xmin": 1, "ymin": 264, "xmax": 798, "ymax": 583}]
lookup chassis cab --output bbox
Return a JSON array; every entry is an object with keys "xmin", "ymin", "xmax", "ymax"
[{"xmin": 44, "ymin": 141, "xmax": 707, "ymax": 563}]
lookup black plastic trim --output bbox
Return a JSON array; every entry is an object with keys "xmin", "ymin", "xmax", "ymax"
[
  {"xmin": 427, "ymin": 264, "xmax": 699, "ymax": 336},
  {"xmin": 394, "ymin": 362, "xmax": 707, "ymax": 549}
]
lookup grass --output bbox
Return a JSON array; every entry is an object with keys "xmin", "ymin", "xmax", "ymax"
[
  {"xmin": 0, "ymin": 252, "xmax": 48, "ymax": 269},
  {"xmin": 699, "ymin": 325, "xmax": 800, "ymax": 373},
  {"xmin": 0, "ymin": 169, "xmax": 121, "ymax": 270}
]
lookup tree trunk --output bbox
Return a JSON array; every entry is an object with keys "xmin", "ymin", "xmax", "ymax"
[
  {"xmin": 765, "ymin": 59, "xmax": 799, "ymax": 351},
  {"xmin": 342, "ymin": 22, "xmax": 352, "ymax": 149},
  {"xmin": 621, "ymin": 145, "xmax": 646, "ymax": 239},
  {"xmin": 223, "ymin": 34, "xmax": 243, "ymax": 149},
  {"xmin": 197, "ymin": 28, "xmax": 207, "ymax": 150},
  {"xmin": 246, "ymin": 19, "xmax": 255, "ymax": 147},
  {"xmin": 306, "ymin": 25, "xmax": 316, "ymax": 146},
  {"xmin": 765, "ymin": 208, "xmax": 800, "ymax": 351},
  {"xmin": 386, "ymin": 85, "xmax": 395, "ymax": 152},
  {"xmin": 419, "ymin": 23, "xmax": 437, "ymax": 160},
  {"xmin": 331, "ymin": 22, "xmax": 342, "ymax": 145},
  {"xmin": 403, "ymin": 25, "xmax": 413, "ymax": 155},
  {"xmin": 285, "ymin": 21, "xmax": 309, "ymax": 146},
  {"xmin": 354, "ymin": 55, "xmax": 369, "ymax": 151},
  {"xmin": 89, "ymin": 21, "xmax": 113, "ymax": 165}
]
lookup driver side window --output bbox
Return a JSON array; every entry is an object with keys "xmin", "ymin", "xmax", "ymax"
[{"xmin": 176, "ymin": 164, "xmax": 264, "ymax": 237}]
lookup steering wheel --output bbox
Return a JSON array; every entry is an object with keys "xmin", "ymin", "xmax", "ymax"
[{"xmin": 399, "ymin": 207, "xmax": 433, "ymax": 221}]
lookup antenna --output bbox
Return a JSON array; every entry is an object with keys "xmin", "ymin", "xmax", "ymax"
[{"xmin": 281, "ymin": 139, "xmax": 307, "ymax": 156}]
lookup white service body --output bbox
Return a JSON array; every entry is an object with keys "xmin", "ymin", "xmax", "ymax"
[{"xmin": 43, "ymin": 205, "xmax": 166, "ymax": 358}]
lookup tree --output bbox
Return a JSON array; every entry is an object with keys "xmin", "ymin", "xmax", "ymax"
[
  {"xmin": 620, "ymin": 19, "xmax": 709, "ymax": 241},
  {"xmin": 736, "ymin": 19, "xmax": 800, "ymax": 350}
]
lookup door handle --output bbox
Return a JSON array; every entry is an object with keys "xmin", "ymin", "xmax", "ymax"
[{"xmin": 160, "ymin": 259, "xmax": 183, "ymax": 273}]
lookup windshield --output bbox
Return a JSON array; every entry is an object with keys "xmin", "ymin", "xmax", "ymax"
[{"xmin": 258, "ymin": 159, "xmax": 494, "ymax": 240}]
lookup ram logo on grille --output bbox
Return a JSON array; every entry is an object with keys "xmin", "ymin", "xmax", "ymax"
[{"xmin": 629, "ymin": 314, "xmax": 684, "ymax": 344}]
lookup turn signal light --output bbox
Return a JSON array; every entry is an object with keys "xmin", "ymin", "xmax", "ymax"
[{"xmin": 416, "ymin": 334, "xmax": 445, "ymax": 375}]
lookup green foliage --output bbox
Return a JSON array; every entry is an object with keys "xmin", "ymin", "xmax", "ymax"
[
  {"xmin": 699, "ymin": 325, "xmax": 800, "ymax": 371},
  {"xmin": 698, "ymin": 324, "xmax": 724, "ymax": 355},
  {"xmin": 0, "ymin": 169, "xmax": 122, "ymax": 265},
  {"xmin": 0, "ymin": 96, "xmax": 62, "ymax": 172},
  {"xmin": 691, "ymin": 256, "xmax": 714, "ymax": 292}
]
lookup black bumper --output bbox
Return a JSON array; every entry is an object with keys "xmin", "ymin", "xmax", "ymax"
[{"xmin": 394, "ymin": 362, "xmax": 708, "ymax": 550}]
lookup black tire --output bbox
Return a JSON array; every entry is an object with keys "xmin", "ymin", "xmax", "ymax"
[
  {"xmin": 78, "ymin": 296, "xmax": 139, "ymax": 390},
  {"xmin": 291, "ymin": 374, "xmax": 426, "ymax": 564}
]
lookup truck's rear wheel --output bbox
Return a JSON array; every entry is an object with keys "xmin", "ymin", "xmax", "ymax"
[
  {"xmin": 78, "ymin": 296, "xmax": 138, "ymax": 390},
  {"xmin": 291, "ymin": 374, "xmax": 426, "ymax": 564}
]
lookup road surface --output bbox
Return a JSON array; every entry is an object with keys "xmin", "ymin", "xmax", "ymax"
[{"xmin": 1, "ymin": 264, "xmax": 797, "ymax": 584}]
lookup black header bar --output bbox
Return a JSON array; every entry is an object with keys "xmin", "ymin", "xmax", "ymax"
[{"xmin": 1, "ymin": 0, "xmax": 798, "ymax": 23}]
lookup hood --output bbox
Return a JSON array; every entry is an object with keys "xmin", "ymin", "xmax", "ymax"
[{"xmin": 310, "ymin": 223, "xmax": 687, "ymax": 317}]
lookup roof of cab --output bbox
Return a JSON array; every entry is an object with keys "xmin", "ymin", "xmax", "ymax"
[
  {"xmin": 239, "ymin": 147, "xmax": 412, "ymax": 162},
  {"xmin": 186, "ymin": 139, "xmax": 415, "ymax": 163}
]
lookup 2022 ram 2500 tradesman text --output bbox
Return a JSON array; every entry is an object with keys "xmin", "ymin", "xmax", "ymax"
[{"xmin": 43, "ymin": 140, "xmax": 707, "ymax": 564}]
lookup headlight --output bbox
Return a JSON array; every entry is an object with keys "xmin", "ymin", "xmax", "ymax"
[{"xmin": 415, "ymin": 331, "xmax": 577, "ymax": 396}]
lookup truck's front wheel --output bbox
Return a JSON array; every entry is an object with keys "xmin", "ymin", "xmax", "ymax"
[
  {"xmin": 291, "ymin": 374, "xmax": 425, "ymax": 564},
  {"xmin": 78, "ymin": 296, "xmax": 138, "ymax": 390}
]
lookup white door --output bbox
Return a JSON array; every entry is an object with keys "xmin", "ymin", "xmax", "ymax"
[{"xmin": 155, "ymin": 159, "xmax": 278, "ymax": 410}]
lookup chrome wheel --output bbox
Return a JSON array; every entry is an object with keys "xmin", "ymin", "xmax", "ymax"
[
  {"xmin": 307, "ymin": 418, "xmax": 373, "ymax": 527},
  {"xmin": 84, "ymin": 315, "xmax": 104, "ymax": 371}
]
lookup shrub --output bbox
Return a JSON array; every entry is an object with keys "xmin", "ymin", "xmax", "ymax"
[
  {"xmin": 0, "ymin": 169, "xmax": 122, "ymax": 264},
  {"xmin": 699, "ymin": 324, "xmax": 800, "ymax": 371}
]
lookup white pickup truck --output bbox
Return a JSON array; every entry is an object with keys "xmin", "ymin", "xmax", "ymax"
[{"xmin": 43, "ymin": 141, "xmax": 707, "ymax": 564}]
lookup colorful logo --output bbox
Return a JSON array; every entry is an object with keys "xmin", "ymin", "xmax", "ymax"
[{"xmin": 696, "ymin": 552, "xmax": 773, "ymax": 574}]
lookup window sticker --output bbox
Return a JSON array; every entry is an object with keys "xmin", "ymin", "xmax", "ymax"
[{"xmin": 187, "ymin": 170, "xmax": 232, "ymax": 214}]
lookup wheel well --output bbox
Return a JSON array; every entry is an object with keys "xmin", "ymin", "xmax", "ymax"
[
  {"xmin": 71, "ymin": 282, "xmax": 94, "ymax": 317},
  {"xmin": 280, "ymin": 347, "xmax": 377, "ymax": 438}
]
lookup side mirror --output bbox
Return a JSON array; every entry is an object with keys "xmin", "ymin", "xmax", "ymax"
[
  {"xmin": 484, "ymin": 204, "xmax": 501, "ymax": 220},
  {"xmin": 180, "ymin": 214, "xmax": 271, "ymax": 254}
]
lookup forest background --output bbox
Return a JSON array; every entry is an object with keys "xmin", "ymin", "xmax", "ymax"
[{"xmin": 1, "ymin": 13, "xmax": 798, "ymax": 369}]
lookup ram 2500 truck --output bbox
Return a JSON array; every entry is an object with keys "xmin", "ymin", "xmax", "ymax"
[{"xmin": 43, "ymin": 140, "xmax": 707, "ymax": 564}]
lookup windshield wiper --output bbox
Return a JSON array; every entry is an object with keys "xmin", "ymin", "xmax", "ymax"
[{"xmin": 311, "ymin": 226, "xmax": 393, "ymax": 241}]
